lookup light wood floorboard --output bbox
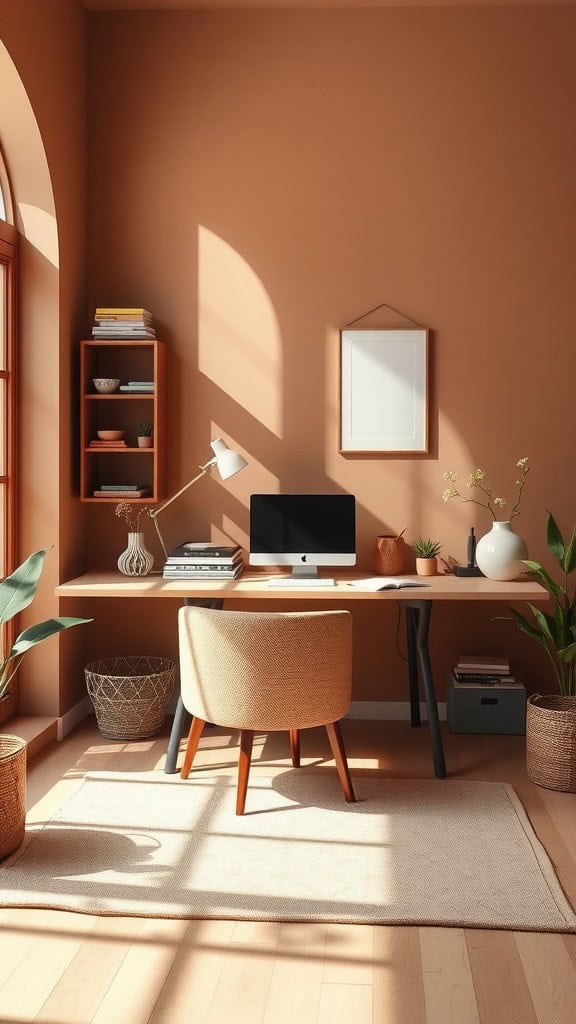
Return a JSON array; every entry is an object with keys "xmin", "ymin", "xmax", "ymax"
[{"xmin": 0, "ymin": 718, "xmax": 574, "ymax": 1023}]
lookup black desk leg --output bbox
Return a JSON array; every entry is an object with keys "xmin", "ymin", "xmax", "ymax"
[
  {"xmin": 164, "ymin": 697, "xmax": 191, "ymax": 775},
  {"xmin": 405, "ymin": 606, "xmax": 421, "ymax": 727},
  {"xmin": 164, "ymin": 597, "xmax": 224, "ymax": 775},
  {"xmin": 405, "ymin": 600, "xmax": 447, "ymax": 779}
]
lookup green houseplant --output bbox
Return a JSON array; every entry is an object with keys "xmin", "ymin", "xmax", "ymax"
[
  {"xmin": 137, "ymin": 421, "xmax": 153, "ymax": 449},
  {"xmin": 0, "ymin": 549, "xmax": 92, "ymax": 859},
  {"xmin": 412, "ymin": 538, "xmax": 442, "ymax": 577},
  {"xmin": 505, "ymin": 512, "xmax": 576, "ymax": 791},
  {"xmin": 412, "ymin": 538, "xmax": 442, "ymax": 560}
]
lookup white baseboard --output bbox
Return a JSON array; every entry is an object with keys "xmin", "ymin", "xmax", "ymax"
[
  {"xmin": 347, "ymin": 700, "xmax": 447, "ymax": 722},
  {"xmin": 57, "ymin": 695, "xmax": 93, "ymax": 740}
]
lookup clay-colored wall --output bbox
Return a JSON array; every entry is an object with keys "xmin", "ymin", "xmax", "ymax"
[
  {"xmin": 10, "ymin": 2, "xmax": 575, "ymax": 718},
  {"xmin": 79, "ymin": 7, "xmax": 573, "ymax": 702},
  {"xmin": 0, "ymin": 0, "xmax": 88, "ymax": 715}
]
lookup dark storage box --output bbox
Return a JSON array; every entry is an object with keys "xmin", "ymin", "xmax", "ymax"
[{"xmin": 447, "ymin": 673, "xmax": 526, "ymax": 735}]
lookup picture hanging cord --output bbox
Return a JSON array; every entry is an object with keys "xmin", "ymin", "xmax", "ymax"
[{"xmin": 344, "ymin": 302, "xmax": 422, "ymax": 329}]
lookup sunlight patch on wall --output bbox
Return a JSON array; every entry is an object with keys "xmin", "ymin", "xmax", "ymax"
[
  {"xmin": 221, "ymin": 514, "xmax": 249, "ymax": 554},
  {"xmin": 199, "ymin": 226, "xmax": 282, "ymax": 437},
  {"xmin": 437, "ymin": 413, "xmax": 479, "ymax": 531},
  {"xmin": 18, "ymin": 203, "xmax": 59, "ymax": 268}
]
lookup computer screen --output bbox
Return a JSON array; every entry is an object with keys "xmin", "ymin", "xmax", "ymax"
[{"xmin": 249, "ymin": 494, "xmax": 356, "ymax": 577}]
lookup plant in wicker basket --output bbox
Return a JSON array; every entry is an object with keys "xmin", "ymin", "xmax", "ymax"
[
  {"xmin": 500, "ymin": 512, "xmax": 576, "ymax": 791},
  {"xmin": 0, "ymin": 550, "xmax": 92, "ymax": 859}
]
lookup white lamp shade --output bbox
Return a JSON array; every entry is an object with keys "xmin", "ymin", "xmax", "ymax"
[{"xmin": 210, "ymin": 438, "xmax": 248, "ymax": 481}]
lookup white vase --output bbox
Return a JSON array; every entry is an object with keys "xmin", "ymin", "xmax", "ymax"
[
  {"xmin": 117, "ymin": 531, "xmax": 154, "ymax": 576},
  {"xmin": 475, "ymin": 521, "xmax": 527, "ymax": 581}
]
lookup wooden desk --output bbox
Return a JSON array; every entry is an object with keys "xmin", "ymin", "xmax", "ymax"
[{"xmin": 56, "ymin": 570, "xmax": 547, "ymax": 779}]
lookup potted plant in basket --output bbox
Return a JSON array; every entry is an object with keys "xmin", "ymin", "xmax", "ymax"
[
  {"xmin": 0, "ymin": 550, "xmax": 92, "ymax": 859},
  {"xmin": 412, "ymin": 538, "xmax": 442, "ymax": 577},
  {"xmin": 503, "ymin": 512, "xmax": 576, "ymax": 792}
]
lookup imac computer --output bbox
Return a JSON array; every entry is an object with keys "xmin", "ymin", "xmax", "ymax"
[{"xmin": 249, "ymin": 493, "xmax": 356, "ymax": 587}]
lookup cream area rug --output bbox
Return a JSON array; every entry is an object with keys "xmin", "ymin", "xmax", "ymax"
[{"xmin": 1, "ymin": 771, "xmax": 575, "ymax": 932}]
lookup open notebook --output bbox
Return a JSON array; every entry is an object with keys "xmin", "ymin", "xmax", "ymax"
[{"xmin": 347, "ymin": 577, "xmax": 429, "ymax": 591}]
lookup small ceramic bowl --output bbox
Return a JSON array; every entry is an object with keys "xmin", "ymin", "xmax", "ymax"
[
  {"xmin": 92, "ymin": 378, "xmax": 120, "ymax": 394},
  {"xmin": 97, "ymin": 429, "xmax": 124, "ymax": 441}
]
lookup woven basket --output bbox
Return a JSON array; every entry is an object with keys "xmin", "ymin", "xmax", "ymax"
[
  {"xmin": 0, "ymin": 734, "xmax": 27, "ymax": 860},
  {"xmin": 374, "ymin": 535, "xmax": 406, "ymax": 576},
  {"xmin": 85, "ymin": 656, "xmax": 176, "ymax": 740},
  {"xmin": 526, "ymin": 694, "xmax": 576, "ymax": 792}
]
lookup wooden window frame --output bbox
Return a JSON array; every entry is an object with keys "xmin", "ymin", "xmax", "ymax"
[{"xmin": 0, "ymin": 222, "xmax": 18, "ymax": 723}]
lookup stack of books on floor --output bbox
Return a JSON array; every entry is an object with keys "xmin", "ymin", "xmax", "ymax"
[
  {"xmin": 119, "ymin": 380, "xmax": 154, "ymax": 393},
  {"xmin": 93, "ymin": 483, "xmax": 151, "ymax": 498},
  {"xmin": 162, "ymin": 542, "xmax": 243, "ymax": 580},
  {"xmin": 91, "ymin": 308, "xmax": 156, "ymax": 340},
  {"xmin": 452, "ymin": 655, "xmax": 518, "ymax": 686}
]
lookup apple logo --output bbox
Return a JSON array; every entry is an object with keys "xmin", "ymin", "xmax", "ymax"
[{"xmin": 301, "ymin": 554, "xmax": 307, "ymax": 562}]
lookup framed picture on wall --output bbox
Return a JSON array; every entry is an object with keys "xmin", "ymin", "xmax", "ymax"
[{"xmin": 339, "ymin": 327, "xmax": 429, "ymax": 454}]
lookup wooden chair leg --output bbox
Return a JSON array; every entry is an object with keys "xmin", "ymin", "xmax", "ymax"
[
  {"xmin": 180, "ymin": 716, "xmax": 206, "ymax": 779},
  {"xmin": 289, "ymin": 729, "xmax": 300, "ymax": 767},
  {"xmin": 237, "ymin": 729, "xmax": 254, "ymax": 815},
  {"xmin": 325, "ymin": 721, "xmax": 356, "ymax": 803}
]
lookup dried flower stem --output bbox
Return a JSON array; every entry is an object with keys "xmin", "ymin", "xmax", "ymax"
[
  {"xmin": 442, "ymin": 459, "xmax": 529, "ymax": 520},
  {"xmin": 115, "ymin": 501, "xmax": 150, "ymax": 532}
]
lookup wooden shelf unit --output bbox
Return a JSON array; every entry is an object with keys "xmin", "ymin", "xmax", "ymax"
[{"xmin": 80, "ymin": 340, "xmax": 166, "ymax": 503}]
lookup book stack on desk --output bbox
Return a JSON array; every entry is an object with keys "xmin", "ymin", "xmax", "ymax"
[
  {"xmin": 162, "ymin": 542, "xmax": 243, "ymax": 580},
  {"xmin": 452, "ymin": 655, "xmax": 517, "ymax": 686}
]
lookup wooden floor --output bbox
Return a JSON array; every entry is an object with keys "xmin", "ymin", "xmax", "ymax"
[{"xmin": 1, "ymin": 718, "xmax": 576, "ymax": 1024}]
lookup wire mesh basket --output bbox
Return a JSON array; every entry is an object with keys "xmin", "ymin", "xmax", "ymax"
[{"xmin": 85, "ymin": 656, "xmax": 176, "ymax": 740}]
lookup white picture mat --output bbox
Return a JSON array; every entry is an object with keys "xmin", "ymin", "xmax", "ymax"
[{"xmin": 340, "ymin": 328, "xmax": 428, "ymax": 453}]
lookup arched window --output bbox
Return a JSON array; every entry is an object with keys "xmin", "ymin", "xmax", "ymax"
[
  {"xmin": 0, "ymin": 146, "xmax": 13, "ymax": 225},
  {"xmin": 0, "ymin": 147, "xmax": 17, "ymax": 722}
]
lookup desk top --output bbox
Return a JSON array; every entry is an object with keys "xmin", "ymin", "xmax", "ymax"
[{"xmin": 56, "ymin": 570, "xmax": 548, "ymax": 603}]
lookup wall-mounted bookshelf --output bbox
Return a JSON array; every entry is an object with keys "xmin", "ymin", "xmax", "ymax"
[{"xmin": 80, "ymin": 340, "xmax": 166, "ymax": 503}]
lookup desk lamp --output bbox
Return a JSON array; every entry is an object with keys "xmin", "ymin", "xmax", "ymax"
[{"xmin": 148, "ymin": 438, "xmax": 248, "ymax": 559}]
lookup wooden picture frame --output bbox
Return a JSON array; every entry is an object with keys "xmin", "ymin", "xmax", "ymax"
[{"xmin": 339, "ymin": 327, "xmax": 429, "ymax": 454}]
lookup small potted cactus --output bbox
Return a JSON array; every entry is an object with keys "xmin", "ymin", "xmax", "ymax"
[
  {"xmin": 137, "ymin": 421, "xmax": 153, "ymax": 449},
  {"xmin": 412, "ymin": 537, "xmax": 442, "ymax": 576}
]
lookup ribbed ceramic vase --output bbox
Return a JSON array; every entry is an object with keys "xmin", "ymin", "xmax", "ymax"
[
  {"xmin": 475, "ymin": 521, "xmax": 527, "ymax": 581},
  {"xmin": 117, "ymin": 531, "xmax": 154, "ymax": 576}
]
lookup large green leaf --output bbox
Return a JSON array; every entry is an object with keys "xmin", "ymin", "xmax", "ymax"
[
  {"xmin": 522, "ymin": 561, "xmax": 565, "ymax": 600},
  {"xmin": 546, "ymin": 512, "xmax": 565, "ymax": 568},
  {"xmin": 0, "ymin": 550, "xmax": 49, "ymax": 626},
  {"xmin": 564, "ymin": 524, "xmax": 576, "ymax": 574},
  {"xmin": 507, "ymin": 607, "xmax": 548, "ymax": 648},
  {"xmin": 8, "ymin": 616, "xmax": 92, "ymax": 658},
  {"xmin": 527, "ymin": 604, "xmax": 559, "ymax": 647},
  {"xmin": 558, "ymin": 641, "xmax": 576, "ymax": 664}
]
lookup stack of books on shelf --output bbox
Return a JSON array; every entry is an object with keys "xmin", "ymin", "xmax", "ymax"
[
  {"xmin": 119, "ymin": 380, "xmax": 154, "ymax": 393},
  {"xmin": 93, "ymin": 483, "xmax": 151, "ymax": 498},
  {"xmin": 88, "ymin": 438, "xmax": 127, "ymax": 448},
  {"xmin": 162, "ymin": 542, "xmax": 243, "ymax": 580},
  {"xmin": 452, "ymin": 655, "xmax": 518, "ymax": 687},
  {"xmin": 91, "ymin": 308, "xmax": 156, "ymax": 340}
]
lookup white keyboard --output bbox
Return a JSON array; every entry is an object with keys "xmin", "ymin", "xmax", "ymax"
[{"xmin": 267, "ymin": 577, "xmax": 336, "ymax": 589}]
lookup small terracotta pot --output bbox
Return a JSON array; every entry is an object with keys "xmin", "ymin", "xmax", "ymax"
[
  {"xmin": 375, "ymin": 535, "xmax": 406, "ymax": 575},
  {"xmin": 416, "ymin": 556, "xmax": 437, "ymax": 576},
  {"xmin": 137, "ymin": 436, "xmax": 153, "ymax": 448}
]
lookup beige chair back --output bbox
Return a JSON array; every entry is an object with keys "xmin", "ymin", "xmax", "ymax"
[{"xmin": 178, "ymin": 606, "xmax": 352, "ymax": 731}]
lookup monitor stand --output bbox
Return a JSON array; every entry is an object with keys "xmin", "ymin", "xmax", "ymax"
[{"xmin": 290, "ymin": 565, "xmax": 320, "ymax": 580}]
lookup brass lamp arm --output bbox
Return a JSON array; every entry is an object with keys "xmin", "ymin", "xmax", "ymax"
[{"xmin": 148, "ymin": 457, "xmax": 217, "ymax": 558}]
